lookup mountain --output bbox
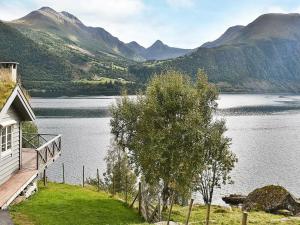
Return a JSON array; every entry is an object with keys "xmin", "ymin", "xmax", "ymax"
[
  {"xmin": 2, "ymin": 7, "xmax": 144, "ymax": 96},
  {"xmin": 11, "ymin": 7, "xmax": 189, "ymax": 61},
  {"xmin": 126, "ymin": 41, "xmax": 146, "ymax": 56},
  {"xmin": 0, "ymin": 7, "xmax": 193, "ymax": 96},
  {"xmin": 127, "ymin": 40, "xmax": 192, "ymax": 60},
  {"xmin": 130, "ymin": 13, "xmax": 300, "ymax": 93},
  {"xmin": 144, "ymin": 40, "xmax": 191, "ymax": 60},
  {"xmin": 202, "ymin": 13, "xmax": 300, "ymax": 48},
  {"xmin": 11, "ymin": 7, "xmax": 141, "ymax": 60},
  {"xmin": 201, "ymin": 25, "xmax": 244, "ymax": 48},
  {"xmin": 0, "ymin": 21, "xmax": 81, "ymax": 84}
]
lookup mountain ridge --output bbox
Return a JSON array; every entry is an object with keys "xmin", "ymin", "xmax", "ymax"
[
  {"xmin": 126, "ymin": 39, "xmax": 192, "ymax": 60},
  {"xmin": 12, "ymin": 7, "xmax": 190, "ymax": 61},
  {"xmin": 130, "ymin": 12, "xmax": 300, "ymax": 93},
  {"xmin": 201, "ymin": 25, "xmax": 245, "ymax": 48},
  {"xmin": 202, "ymin": 13, "xmax": 300, "ymax": 48},
  {"xmin": 11, "ymin": 7, "xmax": 141, "ymax": 60},
  {"xmin": 3, "ymin": 8, "xmax": 300, "ymax": 94}
]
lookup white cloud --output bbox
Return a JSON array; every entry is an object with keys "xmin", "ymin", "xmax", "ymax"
[
  {"xmin": 264, "ymin": 6, "xmax": 287, "ymax": 14},
  {"xmin": 34, "ymin": 0, "xmax": 145, "ymax": 22},
  {"xmin": 0, "ymin": 1, "xmax": 32, "ymax": 21},
  {"xmin": 166, "ymin": 0, "xmax": 195, "ymax": 8}
]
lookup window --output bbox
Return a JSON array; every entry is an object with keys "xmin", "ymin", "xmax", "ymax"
[{"xmin": 1, "ymin": 125, "xmax": 13, "ymax": 157}]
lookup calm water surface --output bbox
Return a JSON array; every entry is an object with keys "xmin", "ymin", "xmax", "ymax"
[{"xmin": 31, "ymin": 94, "xmax": 300, "ymax": 204}]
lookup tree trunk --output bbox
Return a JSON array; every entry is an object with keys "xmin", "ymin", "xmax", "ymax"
[
  {"xmin": 162, "ymin": 185, "xmax": 171, "ymax": 211},
  {"xmin": 167, "ymin": 192, "xmax": 175, "ymax": 225},
  {"xmin": 205, "ymin": 203, "xmax": 211, "ymax": 225}
]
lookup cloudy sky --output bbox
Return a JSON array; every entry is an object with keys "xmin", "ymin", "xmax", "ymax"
[{"xmin": 0, "ymin": 0, "xmax": 299, "ymax": 48}]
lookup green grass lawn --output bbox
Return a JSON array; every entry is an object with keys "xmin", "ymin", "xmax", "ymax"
[
  {"xmin": 167, "ymin": 204, "xmax": 300, "ymax": 225},
  {"xmin": 10, "ymin": 182, "xmax": 300, "ymax": 225},
  {"xmin": 10, "ymin": 183, "xmax": 144, "ymax": 225}
]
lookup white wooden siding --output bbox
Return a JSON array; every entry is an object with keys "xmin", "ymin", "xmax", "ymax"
[{"xmin": 0, "ymin": 107, "xmax": 20, "ymax": 185}]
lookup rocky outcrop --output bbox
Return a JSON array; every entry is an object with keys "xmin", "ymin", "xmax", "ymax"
[
  {"xmin": 243, "ymin": 185, "xmax": 300, "ymax": 215},
  {"xmin": 222, "ymin": 194, "xmax": 246, "ymax": 205}
]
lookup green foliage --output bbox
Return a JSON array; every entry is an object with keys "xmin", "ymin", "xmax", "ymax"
[
  {"xmin": 110, "ymin": 70, "xmax": 218, "ymax": 208},
  {"xmin": 195, "ymin": 120, "xmax": 237, "ymax": 205},
  {"xmin": 10, "ymin": 182, "xmax": 144, "ymax": 225},
  {"xmin": 22, "ymin": 121, "xmax": 38, "ymax": 134},
  {"xmin": 102, "ymin": 143, "xmax": 137, "ymax": 196},
  {"xmin": 26, "ymin": 80, "xmax": 142, "ymax": 97},
  {"xmin": 21, "ymin": 121, "xmax": 39, "ymax": 148}
]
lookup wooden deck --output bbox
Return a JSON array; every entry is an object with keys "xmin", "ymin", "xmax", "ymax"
[{"xmin": 0, "ymin": 149, "xmax": 38, "ymax": 209}]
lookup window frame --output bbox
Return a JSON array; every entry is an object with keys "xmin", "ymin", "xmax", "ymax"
[{"xmin": 1, "ymin": 125, "xmax": 13, "ymax": 158}]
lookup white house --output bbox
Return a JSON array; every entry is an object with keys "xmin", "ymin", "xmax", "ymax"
[{"xmin": 0, "ymin": 62, "xmax": 62, "ymax": 209}]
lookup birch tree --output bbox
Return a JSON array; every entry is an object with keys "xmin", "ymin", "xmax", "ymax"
[
  {"xmin": 110, "ymin": 70, "xmax": 218, "ymax": 210},
  {"xmin": 195, "ymin": 120, "xmax": 237, "ymax": 225}
]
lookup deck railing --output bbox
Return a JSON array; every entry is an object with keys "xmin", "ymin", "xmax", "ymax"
[{"xmin": 22, "ymin": 133, "xmax": 62, "ymax": 171}]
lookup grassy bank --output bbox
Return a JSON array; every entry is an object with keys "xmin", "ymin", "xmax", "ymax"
[
  {"xmin": 10, "ymin": 182, "xmax": 300, "ymax": 225},
  {"xmin": 168, "ymin": 205, "xmax": 300, "ymax": 225},
  {"xmin": 10, "ymin": 183, "xmax": 144, "ymax": 225}
]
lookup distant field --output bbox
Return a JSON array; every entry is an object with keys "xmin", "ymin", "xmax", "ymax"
[{"xmin": 73, "ymin": 77, "xmax": 132, "ymax": 85}]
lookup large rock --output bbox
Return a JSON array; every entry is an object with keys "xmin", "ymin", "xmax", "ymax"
[
  {"xmin": 222, "ymin": 194, "xmax": 246, "ymax": 205},
  {"xmin": 243, "ymin": 185, "xmax": 300, "ymax": 215}
]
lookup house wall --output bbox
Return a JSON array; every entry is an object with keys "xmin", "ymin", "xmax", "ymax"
[{"xmin": 0, "ymin": 106, "xmax": 21, "ymax": 185}]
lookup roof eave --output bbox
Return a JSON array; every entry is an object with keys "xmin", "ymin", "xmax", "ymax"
[{"xmin": 0, "ymin": 85, "xmax": 36, "ymax": 121}]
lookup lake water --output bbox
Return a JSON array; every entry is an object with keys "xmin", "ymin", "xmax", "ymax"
[{"xmin": 31, "ymin": 94, "xmax": 300, "ymax": 204}]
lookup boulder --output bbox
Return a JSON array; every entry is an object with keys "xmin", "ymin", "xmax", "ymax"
[
  {"xmin": 243, "ymin": 185, "xmax": 300, "ymax": 215},
  {"xmin": 222, "ymin": 194, "xmax": 246, "ymax": 205}
]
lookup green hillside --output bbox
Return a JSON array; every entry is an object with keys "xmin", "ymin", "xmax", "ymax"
[
  {"xmin": 130, "ymin": 13, "xmax": 300, "ymax": 93},
  {"xmin": 0, "ymin": 22, "xmax": 80, "ymax": 83},
  {"xmin": 4, "ymin": 10, "xmax": 300, "ymax": 94},
  {"xmin": 0, "ymin": 21, "xmax": 138, "ymax": 96},
  {"xmin": 0, "ymin": 7, "xmax": 146, "ymax": 96},
  {"xmin": 12, "ymin": 7, "xmax": 141, "ymax": 61}
]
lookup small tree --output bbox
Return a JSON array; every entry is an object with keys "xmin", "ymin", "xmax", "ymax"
[
  {"xmin": 103, "ymin": 142, "xmax": 137, "ymax": 197},
  {"xmin": 110, "ymin": 70, "xmax": 219, "ymax": 211},
  {"xmin": 22, "ymin": 121, "xmax": 39, "ymax": 148},
  {"xmin": 195, "ymin": 120, "xmax": 237, "ymax": 225}
]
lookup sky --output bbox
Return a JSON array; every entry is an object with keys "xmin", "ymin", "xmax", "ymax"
[{"xmin": 0, "ymin": 0, "xmax": 300, "ymax": 48}]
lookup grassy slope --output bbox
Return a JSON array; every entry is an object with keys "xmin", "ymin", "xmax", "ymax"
[
  {"xmin": 0, "ymin": 22, "xmax": 78, "ymax": 83},
  {"xmin": 0, "ymin": 82, "xmax": 15, "ymax": 110},
  {"xmin": 10, "ymin": 182, "xmax": 300, "ymax": 225},
  {"xmin": 169, "ymin": 205, "xmax": 300, "ymax": 225},
  {"xmin": 10, "ymin": 183, "xmax": 144, "ymax": 225}
]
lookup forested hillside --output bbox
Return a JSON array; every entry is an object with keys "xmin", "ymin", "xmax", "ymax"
[
  {"xmin": 0, "ymin": 7, "xmax": 190, "ymax": 96},
  {"xmin": 3, "ymin": 10, "xmax": 300, "ymax": 94},
  {"xmin": 0, "ymin": 21, "xmax": 138, "ymax": 96},
  {"xmin": 0, "ymin": 21, "xmax": 78, "ymax": 84},
  {"xmin": 11, "ymin": 7, "xmax": 141, "ymax": 61},
  {"xmin": 130, "ymin": 13, "xmax": 300, "ymax": 93}
]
